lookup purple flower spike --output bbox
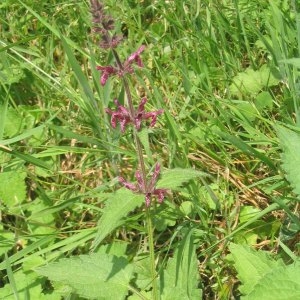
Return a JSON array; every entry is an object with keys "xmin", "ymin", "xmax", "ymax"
[
  {"xmin": 96, "ymin": 46, "xmax": 146, "ymax": 86},
  {"xmin": 90, "ymin": 0, "xmax": 123, "ymax": 50},
  {"xmin": 119, "ymin": 163, "xmax": 168, "ymax": 207},
  {"xmin": 105, "ymin": 100, "xmax": 131, "ymax": 132},
  {"xmin": 106, "ymin": 98, "xmax": 163, "ymax": 133}
]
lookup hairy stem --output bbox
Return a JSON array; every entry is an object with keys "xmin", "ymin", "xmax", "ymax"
[
  {"xmin": 112, "ymin": 48, "xmax": 158, "ymax": 298},
  {"xmin": 146, "ymin": 207, "xmax": 159, "ymax": 300}
]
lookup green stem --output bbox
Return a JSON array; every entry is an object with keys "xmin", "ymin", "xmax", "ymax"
[{"xmin": 146, "ymin": 207, "xmax": 159, "ymax": 300}]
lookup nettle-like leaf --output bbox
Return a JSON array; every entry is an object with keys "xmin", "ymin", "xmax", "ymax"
[
  {"xmin": 160, "ymin": 229, "xmax": 202, "ymax": 300},
  {"xmin": 229, "ymin": 243, "xmax": 285, "ymax": 295},
  {"xmin": 157, "ymin": 168, "xmax": 208, "ymax": 190},
  {"xmin": 243, "ymin": 264, "xmax": 300, "ymax": 300},
  {"xmin": 36, "ymin": 253, "xmax": 133, "ymax": 300},
  {"xmin": 0, "ymin": 170, "xmax": 26, "ymax": 206},
  {"xmin": 276, "ymin": 125, "xmax": 300, "ymax": 197},
  {"xmin": 92, "ymin": 188, "xmax": 144, "ymax": 251}
]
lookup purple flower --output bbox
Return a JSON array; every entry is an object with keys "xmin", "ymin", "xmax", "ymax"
[
  {"xmin": 119, "ymin": 163, "xmax": 168, "ymax": 207},
  {"xmin": 90, "ymin": 0, "xmax": 123, "ymax": 49},
  {"xmin": 134, "ymin": 97, "xmax": 164, "ymax": 130},
  {"xmin": 96, "ymin": 45, "xmax": 146, "ymax": 86},
  {"xmin": 96, "ymin": 65, "xmax": 118, "ymax": 86},
  {"xmin": 122, "ymin": 45, "xmax": 145, "ymax": 73},
  {"xmin": 105, "ymin": 99, "xmax": 131, "ymax": 132},
  {"xmin": 105, "ymin": 98, "xmax": 163, "ymax": 132}
]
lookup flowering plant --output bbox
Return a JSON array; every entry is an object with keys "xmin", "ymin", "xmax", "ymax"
[
  {"xmin": 34, "ymin": 2, "xmax": 204, "ymax": 299},
  {"xmin": 90, "ymin": 0, "xmax": 167, "ymax": 208}
]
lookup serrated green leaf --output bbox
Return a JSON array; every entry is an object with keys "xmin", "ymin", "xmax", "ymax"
[
  {"xmin": 229, "ymin": 243, "xmax": 285, "ymax": 294},
  {"xmin": 36, "ymin": 253, "xmax": 133, "ymax": 300},
  {"xmin": 0, "ymin": 170, "xmax": 26, "ymax": 206},
  {"xmin": 92, "ymin": 188, "xmax": 144, "ymax": 251},
  {"xmin": 276, "ymin": 125, "xmax": 300, "ymax": 197},
  {"xmin": 243, "ymin": 264, "xmax": 300, "ymax": 300},
  {"xmin": 161, "ymin": 229, "xmax": 202, "ymax": 299},
  {"xmin": 157, "ymin": 168, "xmax": 207, "ymax": 190}
]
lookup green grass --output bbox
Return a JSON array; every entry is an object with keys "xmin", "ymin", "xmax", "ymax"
[{"xmin": 0, "ymin": 0, "xmax": 299, "ymax": 299}]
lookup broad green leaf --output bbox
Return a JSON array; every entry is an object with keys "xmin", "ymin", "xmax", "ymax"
[
  {"xmin": 36, "ymin": 253, "xmax": 133, "ymax": 300},
  {"xmin": 235, "ymin": 101, "xmax": 257, "ymax": 122},
  {"xmin": 92, "ymin": 188, "xmax": 144, "ymax": 251},
  {"xmin": 0, "ymin": 170, "xmax": 26, "ymax": 206},
  {"xmin": 161, "ymin": 229, "xmax": 202, "ymax": 299},
  {"xmin": 22, "ymin": 256, "xmax": 46, "ymax": 272},
  {"xmin": 243, "ymin": 264, "xmax": 300, "ymax": 300},
  {"xmin": 255, "ymin": 91, "xmax": 273, "ymax": 112},
  {"xmin": 2, "ymin": 107, "xmax": 22, "ymax": 137},
  {"xmin": 0, "ymin": 268, "xmax": 44, "ymax": 299},
  {"xmin": 27, "ymin": 198, "xmax": 56, "ymax": 236},
  {"xmin": 127, "ymin": 290, "xmax": 152, "ymax": 300},
  {"xmin": 98, "ymin": 240, "xmax": 128, "ymax": 258},
  {"xmin": 153, "ymin": 201, "xmax": 177, "ymax": 231},
  {"xmin": 233, "ymin": 230, "xmax": 258, "ymax": 245},
  {"xmin": 276, "ymin": 125, "xmax": 300, "ymax": 197},
  {"xmin": 229, "ymin": 243, "xmax": 284, "ymax": 294},
  {"xmin": 0, "ymin": 59, "xmax": 25, "ymax": 86},
  {"xmin": 239, "ymin": 206, "xmax": 261, "ymax": 223},
  {"xmin": 230, "ymin": 64, "xmax": 279, "ymax": 96},
  {"xmin": 132, "ymin": 256, "xmax": 153, "ymax": 290},
  {"xmin": 157, "ymin": 168, "xmax": 207, "ymax": 189},
  {"xmin": 179, "ymin": 201, "xmax": 194, "ymax": 217}
]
